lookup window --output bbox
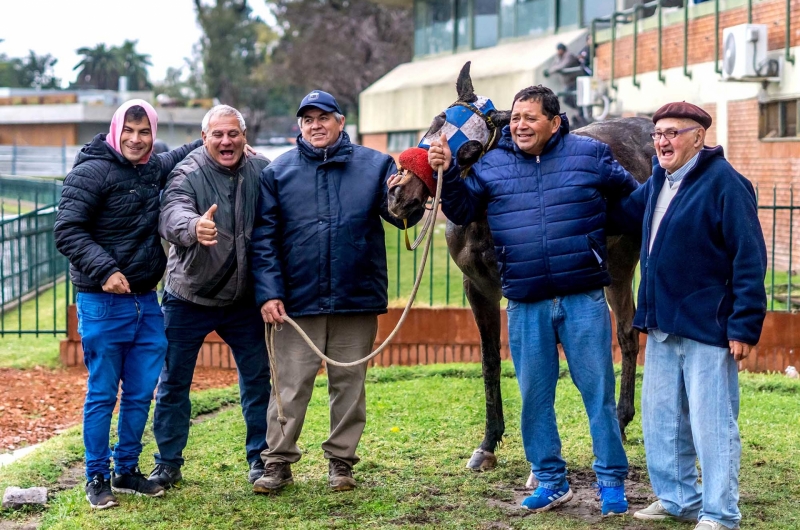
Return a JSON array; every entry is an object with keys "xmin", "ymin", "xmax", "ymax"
[
  {"xmin": 415, "ymin": 0, "xmax": 454, "ymax": 56},
  {"xmin": 474, "ymin": 0, "xmax": 499, "ymax": 49},
  {"xmin": 760, "ymin": 99, "xmax": 800, "ymax": 139},
  {"xmin": 500, "ymin": 0, "xmax": 515, "ymax": 39},
  {"xmin": 516, "ymin": 0, "xmax": 552, "ymax": 36},
  {"xmin": 388, "ymin": 131, "xmax": 420, "ymax": 153},
  {"xmin": 456, "ymin": 0, "xmax": 470, "ymax": 50},
  {"xmin": 558, "ymin": 0, "xmax": 579, "ymax": 28},
  {"xmin": 583, "ymin": 0, "xmax": 615, "ymax": 26}
]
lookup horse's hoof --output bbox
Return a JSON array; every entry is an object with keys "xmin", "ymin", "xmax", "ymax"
[
  {"xmin": 466, "ymin": 449, "xmax": 497, "ymax": 471},
  {"xmin": 525, "ymin": 471, "xmax": 536, "ymax": 489}
]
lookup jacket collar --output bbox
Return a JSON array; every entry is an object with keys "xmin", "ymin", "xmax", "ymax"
[
  {"xmin": 297, "ymin": 132, "xmax": 353, "ymax": 162},
  {"xmin": 650, "ymin": 145, "xmax": 725, "ymax": 185},
  {"xmin": 201, "ymin": 146, "xmax": 248, "ymax": 174}
]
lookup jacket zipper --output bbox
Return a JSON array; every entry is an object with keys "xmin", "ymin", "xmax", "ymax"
[{"xmin": 535, "ymin": 155, "xmax": 551, "ymax": 286}]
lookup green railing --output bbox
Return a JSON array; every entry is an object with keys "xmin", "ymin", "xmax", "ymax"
[
  {"xmin": 0, "ymin": 177, "xmax": 71, "ymax": 336},
  {"xmin": 1, "ymin": 181, "xmax": 796, "ymax": 338}
]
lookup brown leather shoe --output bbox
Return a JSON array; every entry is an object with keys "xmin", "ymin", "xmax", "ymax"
[
  {"xmin": 328, "ymin": 458, "xmax": 356, "ymax": 491},
  {"xmin": 252, "ymin": 462, "xmax": 293, "ymax": 494}
]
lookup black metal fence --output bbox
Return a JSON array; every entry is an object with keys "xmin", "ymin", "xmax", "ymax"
[{"xmin": 0, "ymin": 175, "xmax": 796, "ymax": 337}]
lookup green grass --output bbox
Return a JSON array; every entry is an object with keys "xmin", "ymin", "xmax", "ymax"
[
  {"xmin": 0, "ymin": 283, "xmax": 70, "ymax": 369},
  {"xmin": 4, "ymin": 363, "xmax": 795, "ymax": 529}
]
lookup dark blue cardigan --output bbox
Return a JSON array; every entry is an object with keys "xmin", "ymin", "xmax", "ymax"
[{"xmin": 615, "ymin": 146, "xmax": 767, "ymax": 347}]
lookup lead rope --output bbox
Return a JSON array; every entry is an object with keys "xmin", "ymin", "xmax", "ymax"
[{"xmin": 265, "ymin": 166, "xmax": 445, "ymax": 434}]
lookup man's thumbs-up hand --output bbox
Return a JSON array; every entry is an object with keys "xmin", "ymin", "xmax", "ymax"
[{"xmin": 196, "ymin": 204, "xmax": 218, "ymax": 246}]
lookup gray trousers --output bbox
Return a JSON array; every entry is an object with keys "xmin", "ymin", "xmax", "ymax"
[{"xmin": 262, "ymin": 314, "xmax": 378, "ymax": 467}]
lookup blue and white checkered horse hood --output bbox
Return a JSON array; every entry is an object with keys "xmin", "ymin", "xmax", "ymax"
[{"xmin": 418, "ymin": 96, "xmax": 496, "ymax": 154}]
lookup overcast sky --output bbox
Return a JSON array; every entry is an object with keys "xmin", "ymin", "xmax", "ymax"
[{"xmin": 0, "ymin": 0, "xmax": 273, "ymax": 88}]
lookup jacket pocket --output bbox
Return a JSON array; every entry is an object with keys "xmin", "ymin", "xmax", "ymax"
[{"xmin": 585, "ymin": 235, "xmax": 608, "ymax": 271}]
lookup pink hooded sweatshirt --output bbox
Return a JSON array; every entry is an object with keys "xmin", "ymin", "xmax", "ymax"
[{"xmin": 106, "ymin": 99, "xmax": 159, "ymax": 165}]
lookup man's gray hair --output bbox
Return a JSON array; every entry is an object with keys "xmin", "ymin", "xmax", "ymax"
[
  {"xmin": 202, "ymin": 105, "xmax": 246, "ymax": 133},
  {"xmin": 297, "ymin": 111, "xmax": 344, "ymax": 128}
]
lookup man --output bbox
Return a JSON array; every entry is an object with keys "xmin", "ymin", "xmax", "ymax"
[
  {"xmin": 428, "ymin": 85, "xmax": 637, "ymax": 515},
  {"xmin": 54, "ymin": 99, "xmax": 202, "ymax": 509},
  {"xmin": 250, "ymin": 90, "xmax": 422, "ymax": 494},
  {"xmin": 616, "ymin": 102, "xmax": 766, "ymax": 530},
  {"xmin": 150, "ymin": 105, "xmax": 272, "ymax": 489},
  {"xmin": 546, "ymin": 43, "xmax": 583, "ymax": 112},
  {"xmin": 578, "ymin": 34, "xmax": 593, "ymax": 76}
]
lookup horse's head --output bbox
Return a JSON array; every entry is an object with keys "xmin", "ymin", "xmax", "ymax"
[{"xmin": 388, "ymin": 61, "xmax": 510, "ymax": 220}]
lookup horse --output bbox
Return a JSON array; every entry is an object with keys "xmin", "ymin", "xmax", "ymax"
[{"xmin": 387, "ymin": 62, "xmax": 655, "ymax": 471}]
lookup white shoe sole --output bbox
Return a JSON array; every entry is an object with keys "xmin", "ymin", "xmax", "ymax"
[
  {"xmin": 524, "ymin": 489, "xmax": 575, "ymax": 513},
  {"xmin": 86, "ymin": 495, "xmax": 119, "ymax": 509},
  {"xmin": 111, "ymin": 486, "xmax": 165, "ymax": 497},
  {"xmin": 633, "ymin": 511, "xmax": 694, "ymax": 522}
]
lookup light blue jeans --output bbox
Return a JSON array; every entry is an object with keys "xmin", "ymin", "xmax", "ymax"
[
  {"xmin": 642, "ymin": 332, "xmax": 741, "ymax": 528},
  {"xmin": 507, "ymin": 289, "xmax": 629, "ymax": 490}
]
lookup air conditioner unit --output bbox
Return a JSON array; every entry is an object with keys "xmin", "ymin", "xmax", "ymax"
[{"xmin": 722, "ymin": 24, "xmax": 777, "ymax": 80}]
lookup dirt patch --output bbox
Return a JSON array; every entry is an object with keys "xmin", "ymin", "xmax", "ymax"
[
  {"xmin": 489, "ymin": 466, "xmax": 656, "ymax": 528},
  {"xmin": 0, "ymin": 366, "xmax": 239, "ymax": 452}
]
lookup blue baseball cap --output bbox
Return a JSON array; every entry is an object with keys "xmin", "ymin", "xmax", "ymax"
[{"xmin": 296, "ymin": 90, "xmax": 343, "ymax": 117}]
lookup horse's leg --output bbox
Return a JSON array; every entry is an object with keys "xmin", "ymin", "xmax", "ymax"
[
  {"xmin": 605, "ymin": 234, "xmax": 642, "ymax": 442},
  {"xmin": 463, "ymin": 276, "xmax": 504, "ymax": 471}
]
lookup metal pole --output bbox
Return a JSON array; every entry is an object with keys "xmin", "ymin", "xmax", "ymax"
[
  {"xmin": 429, "ymin": 224, "xmax": 434, "ymax": 306},
  {"xmin": 611, "ymin": 12, "xmax": 618, "ymax": 91},
  {"xmin": 786, "ymin": 0, "xmax": 796, "ymax": 65},
  {"xmin": 396, "ymin": 228, "xmax": 400, "ymax": 299},
  {"xmin": 633, "ymin": 5, "xmax": 642, "ymax": 88},
  {"xmin": 683, "ymin": 1, "xmax": 692, "ymax": 79},
  {"xmin": 16, "ymin": 197, "xmax": 21, "ymax": 336},
  {"xmin": 747, "ymin": 0, "xmax": 752, "ymax": 24},
  {"xmin": 770, "ymin": 186, "xmax": 777, "ymax": 310},
  {"xmin": 657, "ymin": 1, "xmax": 666, "ymax": 83},
  {"xmin": 714, "ymin": 0, "xmax": 722, "ymax": 73},
  {"xmin": 62, "ymin": 140, "xmax": 67, "ymax": 175},
  {"xmin": 788, "ymin": 187, "xmax": 794, "ymax": 309},
  {"xmin": 11, "ymin": 141, "xmax": 16, "ymax": 175}
]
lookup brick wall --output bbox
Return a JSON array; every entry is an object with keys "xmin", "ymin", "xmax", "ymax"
[
  {"xmin": 595, "ymin": 0, "xmax": 800, "ymax": 81},
  {"xmin": 361, "ymin": 133, "xmax": 388, "ymax": 153},
  {"xmin": 727, "ymin": 98, "xmax": 800, "ymax": 272},
  {"xmin": 60, "ymin": 306, "xmax": 800, "ymax": 373},
  {"xmin": 0, "ymin": 124, "xmax": 78, "ymax": 146}
]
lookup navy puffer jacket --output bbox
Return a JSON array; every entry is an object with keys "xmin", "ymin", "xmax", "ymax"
[
  {"xmin": 440, "ymin": 120, "xmax": 638, "ymax": 302},
  {"xmin": 54, "ymin": 134, "xmax": 201, "ymax": 292},
  {"xmin": 251, "ymin": 133, "xmax": 422, "ymax": 316}
]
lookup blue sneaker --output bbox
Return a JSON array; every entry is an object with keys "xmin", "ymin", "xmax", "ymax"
[
  {"xmin": 596, "ymin": 484, "xmax": 628, "ymax": 516},
  {"xmin": 521, "ymin": 485, "xmax": 574, "ymax": 512}
]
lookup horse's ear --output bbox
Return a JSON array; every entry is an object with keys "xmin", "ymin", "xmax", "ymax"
[{"xmin": 456, "ymin": 62, "xmax": 478, "ymax": 103}]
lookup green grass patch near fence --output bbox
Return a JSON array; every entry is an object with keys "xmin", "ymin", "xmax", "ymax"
[
  {"xmin": 4, "ymin": 363, "xmax": 795, "ymax": 529},
  {"xmin": 0, "ymin": 282, "xmax": 69, "ymax": 369}
]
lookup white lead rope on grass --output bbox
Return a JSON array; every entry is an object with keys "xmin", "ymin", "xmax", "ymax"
[{"xmin": 265, "ymin": 166, "xmax": 445, "ymax": 434}]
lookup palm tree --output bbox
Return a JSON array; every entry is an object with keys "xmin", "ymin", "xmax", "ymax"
[
  {"xmin": 116, "ymin": 40, "xmax": 152, "ymax": 90},
  {"xmin": 73, "ymin": 44, "xmax": 121, "ymax": 90}
]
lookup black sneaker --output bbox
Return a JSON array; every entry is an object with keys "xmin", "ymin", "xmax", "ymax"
[
  {"xmin": 252, "ymin": 462, "xmax": 293, "ymax": 494},
  {"xmin": 85, "ymin": 473, "xmax": 119, "ymax": 510},
  {"xmin": 248, "ymin": 459, "xmax": 265, "ymax": 484},
  {"xmin": 111, "ymin": 467, "xmax": 166, "ymax": 497},
  {"xmin": 328, "ymin": 458, "xmax": 356, "ymax": 491},
  {"xmin": 149, "ymin": 463, "xmax": 183, "ymax": 489}
]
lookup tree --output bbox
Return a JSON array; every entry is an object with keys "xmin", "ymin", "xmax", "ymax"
[
  {"xmin": 115, "ymin": 40, "xmax": 152, "ymax": 91},
  {"xmin": 17, "ymin": 50, "xmax": 60, "ymax": 89},
  {"xmin": 193, "ymin": 0, "xmax": 281, "ymax": 139},
  {"xmin": 73, "ymin": 43, "xmax": 120, "ymax": 90},
  {"xmin": 267, "ymin": 0, "xmax": 413, "ymax": 120}
]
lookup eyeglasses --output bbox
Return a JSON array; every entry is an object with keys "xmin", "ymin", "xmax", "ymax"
[{"xmin": 650, "ymin": 126, "xmax": 701, "ymax": 141}]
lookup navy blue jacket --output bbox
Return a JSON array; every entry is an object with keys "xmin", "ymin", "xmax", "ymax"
[
  {"xmin": 441, "ymin": 121, "xmax": 639, "ymax": 302},
  {"xmin": 614, "ymin": 147, "xmax": 767, "ymax": 347},
  {"xmin": 54, "ymin": 134, "xmax": 202, "ymax": 293},
  {"xmin": 250, "ymin": 133, "xmax": 422, "ymax": 316}
]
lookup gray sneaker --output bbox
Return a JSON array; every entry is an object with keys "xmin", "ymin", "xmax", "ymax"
[
  {"xmin": 634, "ymin": 500, "xmax": 696, "ymax": 522},
  {"xmin": 695, "ymin": 520, "xmax": 736, "ymax": 530}
]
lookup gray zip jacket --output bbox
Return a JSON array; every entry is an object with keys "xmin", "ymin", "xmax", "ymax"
[{"xmin": 159, "ymin": 147, "xmax": 270, "ymax": 306}]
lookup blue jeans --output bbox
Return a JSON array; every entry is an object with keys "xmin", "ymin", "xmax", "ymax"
[
  {"xmin": 153, "ymin": 293, "xmax": 271, "ymax": 468},
  {"xmin": 642, "ymin": 333, "xmax": 741, "ymax": 528},
  {"xmin": 77, "ymin": 291, "xmax": 167, "ymax": 480},
  {"xmin": 507, "ymin": 289, "xmax": 628, "ymax": 490}
]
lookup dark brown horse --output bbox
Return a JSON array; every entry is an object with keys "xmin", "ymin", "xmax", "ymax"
[{"xmin": 387, "ymin": 62, "xmax": 655, "ymax": 471}]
